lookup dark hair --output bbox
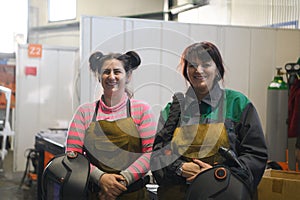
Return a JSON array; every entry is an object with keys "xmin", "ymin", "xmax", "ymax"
[
  {"xmin": 180, "ymin": 41, "xmax": 225, "ymax": 82},
  {"xmin": 88, "ymin": 51, "xmax": 141, "ymax": 74}
]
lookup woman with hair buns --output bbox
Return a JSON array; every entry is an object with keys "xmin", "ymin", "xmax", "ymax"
[{"xmin": 66, "ymin": 51, "xmax": 156, "ymax": 200}]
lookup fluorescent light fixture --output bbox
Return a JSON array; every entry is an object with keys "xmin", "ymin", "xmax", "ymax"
[
  {"xmin": 170, "ymin": 3, "xmax": 195, "ymax": 15},
  {"xmin": 170, "ymin": 0, "xmax": 210, "ymax": 15}
]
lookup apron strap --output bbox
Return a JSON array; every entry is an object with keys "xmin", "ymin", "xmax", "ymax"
[
  {"xmin": 217, "ymin": 92, "xmax": 225, "ymax": 122},
  {"xmin": 126, "ymin": 99, "xmax": 131, "ymax": 117},
  {"xmin": 92, "ymin": 100, "xmax": 100, "ymax": 122},
  {"xmin": 92, "ymin": 99, "xmax": 131, "ymax": 122}
]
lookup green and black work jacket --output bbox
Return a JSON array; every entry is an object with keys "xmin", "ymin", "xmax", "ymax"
[{"xmin": 150, "ymin": 84, "xmax": 268, "ymax": 193}]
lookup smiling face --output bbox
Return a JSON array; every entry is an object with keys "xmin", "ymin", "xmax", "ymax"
[
  {"xmin": 100, "ymin": 59, "xmax": 131, "ymax": 99},
  {"xmin": 181, "ymin": 42, "xmax": 224, "ymax": 100},
  {"xmin": 186, "ymin": 58, "xmax": 218, "ymax": 96}
]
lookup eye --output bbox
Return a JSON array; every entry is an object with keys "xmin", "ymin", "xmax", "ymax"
[
  {"xmin": 113, "ymin": 69, "xmax": 123, "ymax": 74},
  {"xmin": 102, "ymin": 69, "xmax": 111, "ymax": 75},
  {"xmin": 202, "ymin": 62, "xmax": 212, "ymax": 68},
  {"xmin": 187, "ymin": 62, "xmax": 198, "ymax": 68}
]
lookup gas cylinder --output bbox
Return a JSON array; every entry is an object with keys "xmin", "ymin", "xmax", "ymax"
[{"xmin": 266, "ymin": 67, "xmax": 288, "ymax": 162}]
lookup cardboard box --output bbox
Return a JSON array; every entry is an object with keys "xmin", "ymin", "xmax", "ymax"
[{"xmin": 257, "ymin": 169, "xmax": 300, "ymax": 200}]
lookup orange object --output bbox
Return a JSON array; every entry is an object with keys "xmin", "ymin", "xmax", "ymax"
[
  {"xmin": 0, "ymin": 64, "xmax": 15, "ymax": 109},
  {"xmin": 296, "ymin": 162, "xmax": 299, "ymax": 172},
  {"xmin": 28, "ymin": 44, "xmax": 42, "ymax": 58},
  {"xmin": 277, "ymin": 161, "xmax": 289, "ymax": 171},
  {"xmin": 28, "ymin": 172, "xmax": 37, "ymax": 181},
  {"xmin": 44, "ymin": 151, "xmax": 55, "ymax": 168}
]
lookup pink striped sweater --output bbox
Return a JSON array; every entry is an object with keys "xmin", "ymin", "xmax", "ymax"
[{"xmin": 66, "ymin": 94, "xmax": 156, "ymax": 185}]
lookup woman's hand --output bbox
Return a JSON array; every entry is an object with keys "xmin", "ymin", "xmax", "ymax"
[
  {"xmin": 181, "ymin": 159, "xmax": 212, "ymax": 182},
  {"xmin": 98, "ymin": 173, "xmax": 127, "ymax": 200}
]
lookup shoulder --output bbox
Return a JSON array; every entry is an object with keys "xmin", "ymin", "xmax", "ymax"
[
  {"xmin": 160, "ymin": 92, "xmax": 185, "ymax": 121},
  {"xmin": 224, "ymin": 89, "xmax": 252, "ymax": 121},
  {"xmin": 75, "ymin": 101, "xmax": 97, "ymax": 113},
  {"xmin": 160, "ymin": 102, "xmax": 172, "ymax": 122},
  {"xmin": 225, "ymin": 89, "xmax": 250, "ymax": 106},
  {"xmin": 130, "ymin": 98, "xmax": 152, "ymax": 109}
]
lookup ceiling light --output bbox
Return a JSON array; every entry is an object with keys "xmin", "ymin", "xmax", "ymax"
[{"xmin": 170, "ymin": 3, "xmax": 195, "ymax": 15}]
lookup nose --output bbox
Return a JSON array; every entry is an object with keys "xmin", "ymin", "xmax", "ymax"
[
  {"xmin": 108, "ymin": 71, "xmax": 116, "ymax": 79},
  {"xmin": 195, "ymin": 65, "xmax": 204, "ymax": 73}
]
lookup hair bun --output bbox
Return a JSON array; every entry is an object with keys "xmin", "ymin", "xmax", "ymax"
[
  {"xmin": 125, "ymin": 51, "xmax": 141, "ymax": 70},
  {"xmin": 89, "ymin": 51, "xmax": 103, "ymax": 72}
]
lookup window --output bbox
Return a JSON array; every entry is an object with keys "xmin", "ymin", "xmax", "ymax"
[
  {"xmin": 0, "ymin": 0, "xmax": 28, "ymax": 53},
  {"xmin": 48, "ymin": 0, "xmax": 76, "ymax": 22}
]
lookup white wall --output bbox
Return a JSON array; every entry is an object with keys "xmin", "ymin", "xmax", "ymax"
[
  {"xmin": 179, "ymin": 0, "xmax": 300, "ymax": 28},
  {"xmin": 28, "ymin": 0, "xmax": 300, "ymax": 49},
  {"xmin": 29, "ymin": 0, "xmax": 164, "ymax": 27},
  {"xmin": 28, "ymin": 0, "xmax": 165, "ymax": 48},
  {"xmin": 15, "ymin": 44, "xmax": 79, "ymax": 171},
  {"xmin": 80, "ymin": 16, "xmax": 300, "ymax": 134},
  {"xmin": 77, "ymin": 0, "xmax": 164, "ymax": 19}
]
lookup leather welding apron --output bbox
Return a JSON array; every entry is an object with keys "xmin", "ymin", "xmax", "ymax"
[
  {"xmin": 84, "ymin": 100, "xmax": 149, "ymax": 200},
  {"xmin": 158, "ymin": 123, "xmax": 230, "ymax": 200}
]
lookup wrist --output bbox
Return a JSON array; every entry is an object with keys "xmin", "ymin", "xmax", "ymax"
[
  {"xmin": 98, "ymin": 173, "xmax": 106, "ymax": 187},
  {"xmin": 120, "ymin": 171, "xmax": 132, "ymax": 185},
  {"xmin": 175, "ymin": 163, "xmax": 184, "ymax": 176},
  {"xmin": 119, "ymin": 175, "xmax": 128, "ymax": 186},
  {"xmin": 119, "ymin": 180, "xmax": 127, "ymax": 186}
]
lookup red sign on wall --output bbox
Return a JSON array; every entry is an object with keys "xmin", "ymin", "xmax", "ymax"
[
  {"xmin": 28, "ymin": 44, "xmax": 42, "ymax": 58},
  {"xmin": 25, "ymin": 66, "xmax": 37, "ymax": 76}
]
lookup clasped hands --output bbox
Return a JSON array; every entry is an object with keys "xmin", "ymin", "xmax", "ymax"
[
  {"xmin": 98, "ymin": 173, "xmax": 127, "ymax": 200},
  {"xmin": 181, "ymin": 159, "xmax": 212, "ymax": 182}
]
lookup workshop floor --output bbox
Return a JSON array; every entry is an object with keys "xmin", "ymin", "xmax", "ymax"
[{"xmin": 0, "ymin": 150, "xmax": 37, "ymax": 200}]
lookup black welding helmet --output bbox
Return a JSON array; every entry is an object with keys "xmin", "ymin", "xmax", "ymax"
[
  {"xmin": 42, "ymin": 151, "xmax": 90, "ymax": 200},
  {"xmin": 185, "ymin": 165, "xmax": 252, "ymax": 200}
]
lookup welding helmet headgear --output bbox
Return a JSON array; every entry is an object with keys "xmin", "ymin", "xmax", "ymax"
[
  {"xmin": 42, "ymin": 151, "xmax": 90, "ymax": 200},
  {"xmin": 185, "ymin": 165, "xmax": 252, "ymax": 200}
]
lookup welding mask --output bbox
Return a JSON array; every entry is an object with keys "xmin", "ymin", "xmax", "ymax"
[
  {"xmin": 42, "ymin": 151, "xmax": 90, "ymax": 200},
  {"xmin": 185, "ymin": 165, "xmax": 252, "ymax": 200}
]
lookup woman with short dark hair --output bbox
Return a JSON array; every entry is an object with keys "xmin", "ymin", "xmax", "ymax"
[{"xmin": 151, "ymin": 41, "xmax": 268, "ymax": 200}]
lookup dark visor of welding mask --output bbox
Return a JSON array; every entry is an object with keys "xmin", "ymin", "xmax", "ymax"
[{"xmin": 42, "ymin": 151, "xmax": 90, "ymax": 200}]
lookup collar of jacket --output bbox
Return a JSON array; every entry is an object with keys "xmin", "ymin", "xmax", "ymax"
[
  {"xmin": 184, "ymin": 83, "xmax": 224, "ymax": 114},
  {"xmin": 185, "ymin": 84, "xmax": 224, "ymax": 108}
]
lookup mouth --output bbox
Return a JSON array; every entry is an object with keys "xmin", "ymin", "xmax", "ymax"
[
  {"xmin": 193, "ymin": 74, "xmax": 207, "ymax": 81},
  {"xmin": 106, "ymin": 81, "xmax": 118, "ymax": 87}
]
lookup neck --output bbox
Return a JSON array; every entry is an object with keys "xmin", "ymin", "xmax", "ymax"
[
  {"xmin": 103, "ymin": 93, "xmax": 124, "ymax": 107},
  {"xmin": 190, "ymin": 86, "xmax": 209, "ymax": 101},
  {"xmin": 195, "ymin": 91, "xmax": 208, "ymax": 101}
]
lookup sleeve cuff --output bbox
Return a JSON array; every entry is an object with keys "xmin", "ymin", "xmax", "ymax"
[
  {"xmin": 90, "ymin": 167, "xmax": 105, "ymax": 185},
  {"xmin": 120, "ymin": 171, "xmax": 134, "ymax": 186}
]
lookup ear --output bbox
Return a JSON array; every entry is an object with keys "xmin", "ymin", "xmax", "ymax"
[
  {"xmin": 215, "ymin": 69, "xmax": 222, "ymax": 81},
  {"xmin": 126, "ymin": 72, "xmax": 132, "ymax": 84},
  {"xmin": 216, "ymin": 74, "xmax": 221, "ymax": 81}
]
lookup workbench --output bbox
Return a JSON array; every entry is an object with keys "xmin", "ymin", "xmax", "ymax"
[{"xmin": 35, "ymin": 129, "xmax": 66, "ymax": 200}]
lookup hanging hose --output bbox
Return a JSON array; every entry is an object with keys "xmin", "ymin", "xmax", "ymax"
[{"xmin": 19, "ymin": 148, "xmax": 39, "ymax": 188}]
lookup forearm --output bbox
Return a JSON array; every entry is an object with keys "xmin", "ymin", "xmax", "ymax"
[{"xmin": 121, "ymin": 152, "xmax": 151, "ymax": 185}]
